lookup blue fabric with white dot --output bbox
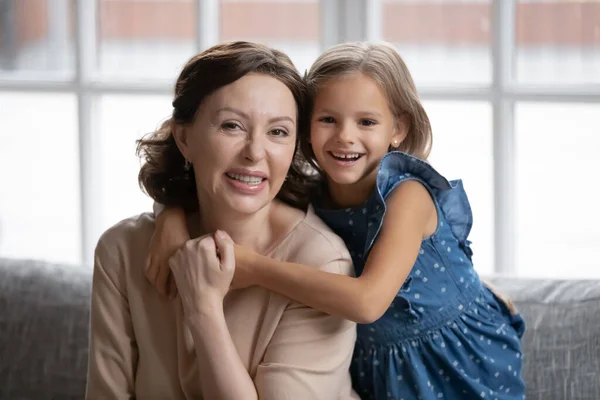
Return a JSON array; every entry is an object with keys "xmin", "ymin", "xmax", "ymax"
[{"xmin": 313, "ymin": 151, "xmax": 526, "ymax": 400}]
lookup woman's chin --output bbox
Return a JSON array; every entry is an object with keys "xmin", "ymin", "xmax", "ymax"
[{"xmin": 221, "ymin": 196, "xmax": 273, "ymax": 216}]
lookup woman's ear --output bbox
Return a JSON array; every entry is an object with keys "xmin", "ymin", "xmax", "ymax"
[
  {"xmin": 172, "ymin": 123, "xmax": 190, "ymax": 161},
  {"xmin": 391, "ymin": 114, "xmax": 409, "ymax": 148}
]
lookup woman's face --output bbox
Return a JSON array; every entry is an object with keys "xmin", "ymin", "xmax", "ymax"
[{"xmin": 175, "ymin": 73, "xmax": 298, "ymax": 216}]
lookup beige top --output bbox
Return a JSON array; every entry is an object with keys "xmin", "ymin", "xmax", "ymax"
[{"xmin": 86, "ymin": 207, "xmax": 359, "ymax": 400}]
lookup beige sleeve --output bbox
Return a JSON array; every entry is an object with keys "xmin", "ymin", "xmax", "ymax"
[
  {"xmin": 86, "ymin": 236, "xmax": 138, "ymax": 399},
  {"xmin": 254, "ymin": 258, "xmax": 357, "ymax": 400}
]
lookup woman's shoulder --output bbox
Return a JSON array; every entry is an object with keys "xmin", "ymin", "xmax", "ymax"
[
  {"xmin": 275, "ymin": 205, "xmax": 354, "ymax": 276},
  {"xmin": 95, "ymin": 212, "xmax": 155, "ymax": 264}
]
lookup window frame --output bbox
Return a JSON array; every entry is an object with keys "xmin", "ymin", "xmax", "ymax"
[{"xmin": 0, "ymin": 0, "xmax": 598, "ymax": 270}]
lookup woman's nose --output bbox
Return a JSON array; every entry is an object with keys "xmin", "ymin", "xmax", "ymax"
[{"xmin": 242, "ymin": 133, "xmax": 266, "ymax": 162}]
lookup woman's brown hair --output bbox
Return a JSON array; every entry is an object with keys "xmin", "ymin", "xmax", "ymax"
[
  {"xmin": 136, "ymin": 41, "xmax": 312, "ymax": 211},
  {"xmin": 301, "ymin": 41, "xmax": 433, "ymax": 174}
]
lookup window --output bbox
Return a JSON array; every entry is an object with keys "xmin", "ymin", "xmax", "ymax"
[
  {"xmin": 379, "ymin": 0, "xmax": 600, "ymax": 277},
  {"xmin": 97, "ymin": 0, "xmax": 196, "ymax": 81},
  {"xmin": 0, "ymin": 0, "xmax": 74, "ymax": 79},
  {"xmin": 382, "ymin": 0, "xmax": 492, "ymax": 86},
  {"xmin": 95, "ymin": 95, "xmax": 172, "ymax": 240},
  {"xmin": 0, "ymin": 92, "xmax": 80, "ymax": 264},
  {"xmin": 425, "ymin": 101, "xmax": 494, "ymax": 275},
  {"xmin": 515, "ymin": 103, "xmax": 600, "ymax": 278},
  {"xmin": 515, "ymin": 0, "xmax": 600, "ymax": 85},
  {"xmin": 1, "ymin": 0, "xmax": 599, "ymax": 278},
  {"xmin": 220, "ymin": 0, "xmax": 321, "ymax": 73}
]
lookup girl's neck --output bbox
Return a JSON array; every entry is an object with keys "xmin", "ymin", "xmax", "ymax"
[{"xmin": 326, "ymin": 176, "xmax": 376, "ymax": 209}]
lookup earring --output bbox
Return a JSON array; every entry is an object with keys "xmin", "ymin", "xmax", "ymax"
[
  {"xmin": 392, "ymin": 140, "xmax": 399, "ymax": 147},
  {"xmin": 184, "ymin": 159, "xmax": 191, "ymax": 171}
]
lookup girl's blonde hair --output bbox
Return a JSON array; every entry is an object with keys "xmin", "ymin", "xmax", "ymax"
[{"xmin": 301, "ymin": 41, "xmax": 432, "ymax": 170}]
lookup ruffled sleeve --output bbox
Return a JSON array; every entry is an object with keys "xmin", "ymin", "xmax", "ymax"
[{"xmin": 363, "ymin": 151, "xmax": 474, "ymax": 259}]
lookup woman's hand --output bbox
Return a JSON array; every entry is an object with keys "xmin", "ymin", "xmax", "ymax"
[
  {"xmin": 169, "ymin": 230, "xmax": 235, "ymax": 316},
  {"xmin": 145, "ymin": 207, "xmax": 190, "ymax": 299}
]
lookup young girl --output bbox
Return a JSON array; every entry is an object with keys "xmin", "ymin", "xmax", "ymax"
[{"xmin": 147, "ymin": 42, "xmax": 526, "ymax": 399}]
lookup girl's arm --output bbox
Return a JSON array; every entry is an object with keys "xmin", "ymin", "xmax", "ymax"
[
  {"xmin": 239, "ymin": 180, "xmax": 436, "ymax": 324},
  {"xmin": 146, "ymin": 204, "xmax": 190, "ymax": 298}
]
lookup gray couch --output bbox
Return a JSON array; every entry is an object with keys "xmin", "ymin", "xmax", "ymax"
[{"xmin": 1, "ymin": 257, "xmax": 599, "ymax": 399}]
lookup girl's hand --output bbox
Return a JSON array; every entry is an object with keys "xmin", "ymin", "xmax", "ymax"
[
  {"xmin": 145, "ymin": 207, "xmax": 190, "ymax": 299},
  {"xmin": 169, "ymin": 231, "xmax": 235, "ymax": 316},
  {"xmin": 230, "ymin": 244, "xmax": 258, "ymax": 290}
]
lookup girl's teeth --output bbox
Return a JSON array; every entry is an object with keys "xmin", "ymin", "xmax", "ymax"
[
  {"xmin": 332, "ymin": 152, "xmax": 360, "ymax": 159},
  {"xmin": 227, "ymin": 173, "xmax": 263, "ymax": 184}
]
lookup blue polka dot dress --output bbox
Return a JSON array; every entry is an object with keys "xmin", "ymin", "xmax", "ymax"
[{"xmin": 313, "ymin": 152, "xmax": 526, "ymax": 400}]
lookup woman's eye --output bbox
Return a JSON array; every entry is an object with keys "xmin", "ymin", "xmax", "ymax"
[
  {"xmin": 319, "ymin": 116, "xmax": 335, "ymax": 124},
  {"xmin": 222, "ymin": 122, "xmax": 241, "ymax": 131},
  {"xmin": 270, "ymin": 129, "xmax": 289, "ymax": 137},
  {"xmin": 360, "ymin": 119, "xmax": 376, "ymax": 127}
]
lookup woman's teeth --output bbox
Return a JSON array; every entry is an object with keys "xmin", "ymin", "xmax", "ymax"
[{"xmin": 226, "ymin": 173, "xmax": 264, "ymax": 184}]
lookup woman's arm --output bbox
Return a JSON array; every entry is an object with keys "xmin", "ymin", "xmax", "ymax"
[
  {"xmin": 169, "ymin": 233, "xmax": 258, "ymax": 400},
  {"xmin": 86, "ymin": 236, "xmax": 138, "ymax": 399},
  {"xmin": 182, "ymin": 247, "xmax": 357, "ymax": 400},
  {"xmin": 186, "ymin": 303, "xmax": 258, "ymax": 400},
  {"xmin": 240, "ymin": 180, "xmax": 435, "ymax": 324}
]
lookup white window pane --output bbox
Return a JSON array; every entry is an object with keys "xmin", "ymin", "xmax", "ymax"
[
  {"xmin": 0, "ymin": 0, "xmax": 74, "ymax": 78},
  {"xmin": 516, "ymin": 1, "xmax": 600, "ymax": 84},
  {"xmin": 220, "ymin": 0, "xmax": 320, "ymax": 75},
  {"xmin": 516, "ymin": 103, "xmax": 600, "ymax": 279},
  {"xmin": 425, "ymin": 101, "xmax": 494, "ymax": 275},
  {"xmin": 0, "ymin": 92, "xmax": 80, "ymax": 264},
  {"xmin": 94, "ymin": 95, "xmax": 171, "ymax": 245},
  {"xmin": 97, "ymin": 0, "xmax": 195, "ymax": 80},
  {"xmin": 382, "ymin": 1, "xmax": 492, "ymax": 85}
]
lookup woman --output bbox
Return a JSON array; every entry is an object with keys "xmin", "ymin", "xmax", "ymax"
[{"xmin": 86, "ymin": 41, "xmax": 358, "ymax": 400}]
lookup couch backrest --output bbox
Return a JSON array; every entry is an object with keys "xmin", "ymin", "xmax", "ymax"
[
  {"xmin": 0, "ymin": 258, "xmax": 91, "ymax": 400},
  {"xmin": 488, "ymin": 276, "xmax": 600, "ymax": 400},
  {"xmin": 1, "ymin": 258, "xmax": 599, "ymax": 400}
]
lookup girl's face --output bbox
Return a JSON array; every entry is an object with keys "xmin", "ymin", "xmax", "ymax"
[{"xmin": 310, "ymin": 72, "xmax": 407, "ymax": 198}]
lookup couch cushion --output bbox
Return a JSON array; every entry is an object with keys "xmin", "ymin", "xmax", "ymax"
[
  {"xmin": 488, "ymin": 277, "xmax": 600, "ymax": 400},
  {"xmin": 0, "ymin": 258, "xmax": 91, "ymax": 400}
]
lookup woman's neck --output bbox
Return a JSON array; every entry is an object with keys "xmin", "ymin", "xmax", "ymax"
[{"xmin": 193, "ymin": 199, "xmax": 277, "ymax": 255}]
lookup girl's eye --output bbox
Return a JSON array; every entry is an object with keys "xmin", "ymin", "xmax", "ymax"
[
  {"xmin": 319, "ymin": 116, "xmax": 335, "ymax": 124},
  {"xmin": 270, "ymin": 128, "xmax": 289, "ymax": 137},
  {"xmin": 360, "ymin": 119, "xmax": 376, "ymax": 127},
  {"xmin": 221, "ymin": 122, "xmax": 241, "ymax": 131}
]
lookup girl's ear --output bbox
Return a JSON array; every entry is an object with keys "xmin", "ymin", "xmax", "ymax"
[{"xmin": 390, "ymin": 114, "xmax": 409, "ymax": 148}]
